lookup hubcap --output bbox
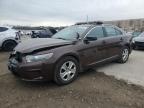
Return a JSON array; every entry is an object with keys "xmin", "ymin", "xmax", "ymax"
[
  {"xmin": 60, "ymin": 61, "xmax": 76, "ymax": 81},
  {"xmin": 122, "ymin": 49, "xmax": 129, "ymax": 61}
]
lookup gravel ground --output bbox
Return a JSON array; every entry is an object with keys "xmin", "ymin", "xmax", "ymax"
[
  {"xmin": 0, "ymin": 50, "xmax": 144, "ymax": 108},
  {"xmin": 0, "ymin": 51, "xmax": 10, "ymax": 76}
]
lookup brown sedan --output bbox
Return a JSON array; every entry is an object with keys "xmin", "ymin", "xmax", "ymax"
[{"xmin": 8, "ymin": 23, "xmax": 132, "ymax": 85}]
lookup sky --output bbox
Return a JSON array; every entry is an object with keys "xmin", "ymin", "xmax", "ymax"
[{"xmin": 0, "ymin": 0, "xmax": 144, "ymax": 26}]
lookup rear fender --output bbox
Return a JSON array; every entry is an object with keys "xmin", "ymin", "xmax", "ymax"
[{"xmin": 1, "ymin": 38, "xmax": 18, "ymax": 47}]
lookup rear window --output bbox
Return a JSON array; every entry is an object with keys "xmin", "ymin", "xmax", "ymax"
[
  {"xmin": 115, "ymin": 28, "xmax": 123, "ymax": 35},
  {"xmin": 105, "ymin": 26, "xmax": 123, "ymax": 37},
  {"xmin": 0, "ymin": 27, "xmax": 8, "ymax": 32}
]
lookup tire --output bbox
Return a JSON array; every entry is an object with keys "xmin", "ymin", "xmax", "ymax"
[
  {"xmin": 54, "ymin": 56, "xmax": 79, "ymax": 85},
  {"xmin": 133, "ymin": 44, "xmax": 138, "ymax": 50},
  {"xmin": 2, "ymin": 40, "xmax": 17, "ymax": 51},
  {"xmin": 132, "ymin": 44, "xmax": 136, "ymax": 49},
  {"xmin": 117, "ymin": 46, "xmax": 129, "ymax": 63}
]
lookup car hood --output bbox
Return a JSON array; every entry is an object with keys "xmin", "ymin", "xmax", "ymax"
[
  {"xmin": 133, "ymin": 36, "xmax": 144, "ymax": 42},
  {"xmin": 14, "ymin": 38, "xmax": 72, "ymax": 53}
]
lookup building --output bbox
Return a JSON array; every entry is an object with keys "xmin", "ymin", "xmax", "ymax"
[{"xmin": 76, "ymin": 18, "xmax": 144, "ymax": 32}]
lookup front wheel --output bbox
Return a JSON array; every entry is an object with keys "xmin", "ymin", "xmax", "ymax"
[
  {"xmin": 54, "ymin": 56, "xmax": 79, "ymax": 85},
  {"xmin": 117, "ymin": 46, "xmax": 129, "ymax": 63}
]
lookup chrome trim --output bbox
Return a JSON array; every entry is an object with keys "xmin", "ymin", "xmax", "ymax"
[
  {"xmin": 89, "ymin": 55, "xmax": 119, "ymax": 66},
  {"xmin": 82, "ymin": 25, "xmax": 125, "ymax": 41},
  {"xmin": 22, "ymin": 76, "xmax": 44, "ymax": 81},
  {"xmin": 82, "ymin": 26, "xmax": 104, "ymax": 41}
]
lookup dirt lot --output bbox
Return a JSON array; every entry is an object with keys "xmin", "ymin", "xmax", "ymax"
[{"xmin": 0, "ymin": 51, "xmax": 144, "ymax": 108}]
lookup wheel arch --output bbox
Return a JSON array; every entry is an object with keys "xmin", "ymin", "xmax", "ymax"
[
  {"xmin": 2, "ymin": 39, "xmax": 17, "ymax": 50},
  {"xmin": 124, "ymin": 43, "xmax": 131, "ymax": 54},
  {"xmin": 53, "ymin": 52, "xmax": 80, "ymax": 85},
  {"xmin": 2, "ymin": 39, "xmax": 17, "ymax": 46},
  {"xmin": 53, "ymin": 52, "xmax": 81, "ymax": 72},
  {"xmin": 56, "ymin": 52, "xmax": 80, "ymax": 64}
]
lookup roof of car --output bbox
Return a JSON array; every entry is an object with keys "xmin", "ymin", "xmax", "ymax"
[
  {"xmin": 75, "ymin": 22, "xmax": 115, "ymax": 27},
  {"xmin": 1, "ymin": 25, "xmax": 12, "ymax": 27}
]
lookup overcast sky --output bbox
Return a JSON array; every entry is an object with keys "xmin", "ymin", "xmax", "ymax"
[{"xmin": 0, "ymin": 0, "xmax": 144, "ymax": 26}]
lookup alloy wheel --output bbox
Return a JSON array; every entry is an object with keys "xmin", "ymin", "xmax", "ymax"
[
  {"xmin": 122, "ymin": 48, "xmax": 129, "ymax": 62},
  {"xmin": 60, "ymin": 61, "xmax": 76, "ymax": 81}
]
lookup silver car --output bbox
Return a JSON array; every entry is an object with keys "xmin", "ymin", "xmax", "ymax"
[
  {"xmin": 132, "ymin": 32, "xmax": 144, "ymax": 49},
  {"xmin": 0, "ymin": 26, "xmax": 20, "ymax": 51}
]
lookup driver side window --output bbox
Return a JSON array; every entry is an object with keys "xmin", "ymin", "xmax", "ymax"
[{"xmin": 86, "ymin": 27, "xmax": 104, "ymax": 40}]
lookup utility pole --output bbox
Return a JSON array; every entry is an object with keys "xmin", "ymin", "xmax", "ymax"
[{"xmin": 86, "ymin": 15, "xmax": 89, "ymax": 24}]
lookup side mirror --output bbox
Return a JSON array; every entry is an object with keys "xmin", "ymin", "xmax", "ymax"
[
  {"xmin": 86, "ymin": 37, "xmax": 97, "ymax": 41},
  {"xmin": 83, "ymin": 38, "xmax": 90, "ymax": 44},
  {"xmin": 83, "ymin": 37, "xmax": 97, "ymax": 44},
  {"xmin": 76, "ymin": 32, "xmax": 80, "ymax": 40}
]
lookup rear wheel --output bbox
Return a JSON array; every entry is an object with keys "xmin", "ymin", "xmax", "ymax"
[
  {"xmin": 2, "ymin": 40, "xmax": 17, "ymax": 51},
  {"xmin": 117, "ymin": 46, "xmax": 129, "ymax": 63},
  {"xmin": 54, "ymin": 56, "xmax": 79, "ymax": 85}
]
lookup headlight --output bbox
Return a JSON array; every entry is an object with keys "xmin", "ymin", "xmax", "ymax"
[
  {"xmin": 11, "ymin": 50, "xmax": 17, "ymax": 55},
  {"xmin": 132, "ymin": 39, "xmax": 135, "ymax": 43},
  {"xmin": 26, "ymin": 53, "xmax": 53, "ymax": 63}
]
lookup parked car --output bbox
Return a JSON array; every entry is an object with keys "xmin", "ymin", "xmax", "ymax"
[
  {"xmin": 8, "ymin": 23, "xmax": 132, "ymax": 85},
  {"xmin": 31, "ymin": 28, "xmax": 57, "ymax": 38},
  {"xmin": 132, "ymin": 32, "xmax": 144, "ymax": 49},
  {"xmin": 0, "ymin": 26, "xmax": 20, "ymax": 51},
  {"xmin": 132, "ymin": 31, "xmax": 141, "ymax": 38}
]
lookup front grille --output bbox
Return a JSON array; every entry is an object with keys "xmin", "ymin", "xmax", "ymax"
[{"xmin": 15, "ymin": 52, "xmax": 22, "ymax": 62}]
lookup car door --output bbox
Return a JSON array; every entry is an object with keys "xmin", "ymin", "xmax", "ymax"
[
  {"xmin": 78, "ymin": 26, "xmax": 107, "ymax": 67},
  {"xmin": 103, "ymin": 26, "xmax": 124, "ymax": 58}
]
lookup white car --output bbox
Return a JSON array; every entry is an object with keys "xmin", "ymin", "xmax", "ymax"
[
  {"xmin": 132, "ymin": 32, "xmax": 144, "ymax": 49},
  {"xmin": 0, "ymin": 26, "xmax": 20, "ymax": 51}
]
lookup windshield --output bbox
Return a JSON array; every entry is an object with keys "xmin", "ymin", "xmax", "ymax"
[
  {"xmin": 52, "ymin": 25, "xmax": 89, "ymax": 40},
  {"xmin": 132, "ymin": 32, "xmax": 141, "ymax": 37},
  {"xmin": 139, "ymin": 32, "xmax": 144, "ymax": 37}
]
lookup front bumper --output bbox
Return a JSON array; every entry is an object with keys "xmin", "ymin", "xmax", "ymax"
[
  {"xmin": 133, "ymin": 41, "xmax": 144, "ymax": 48},
  {"xmin": 8, "ymin": 58, "xmax": 54, "ymax": 81}
]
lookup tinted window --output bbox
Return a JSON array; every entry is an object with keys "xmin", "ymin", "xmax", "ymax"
[
  {"xmin": 49, "ymin": 28, "xmax": 57, "ymax": 34},
  {"xmin": 0, "ymin": 27, "xmax": 8, "ymax": 32},
  {"xmin": 105, "ymin": 26, "xmax": 122, "ymax": 36},
  {"xmin": 40, "ymin": 30, "xmax": 52, "ymax": 35},
  {"xmin": 87, "ymin": 27, "xmax": 104, "ymax": 39},
  {"xmin": 105, "ymin": 27, "xmax": 116, "ymax": 36},
  {"xmin": 115, "ymin": 29, "xmax": 123, "ymax": 35}
]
